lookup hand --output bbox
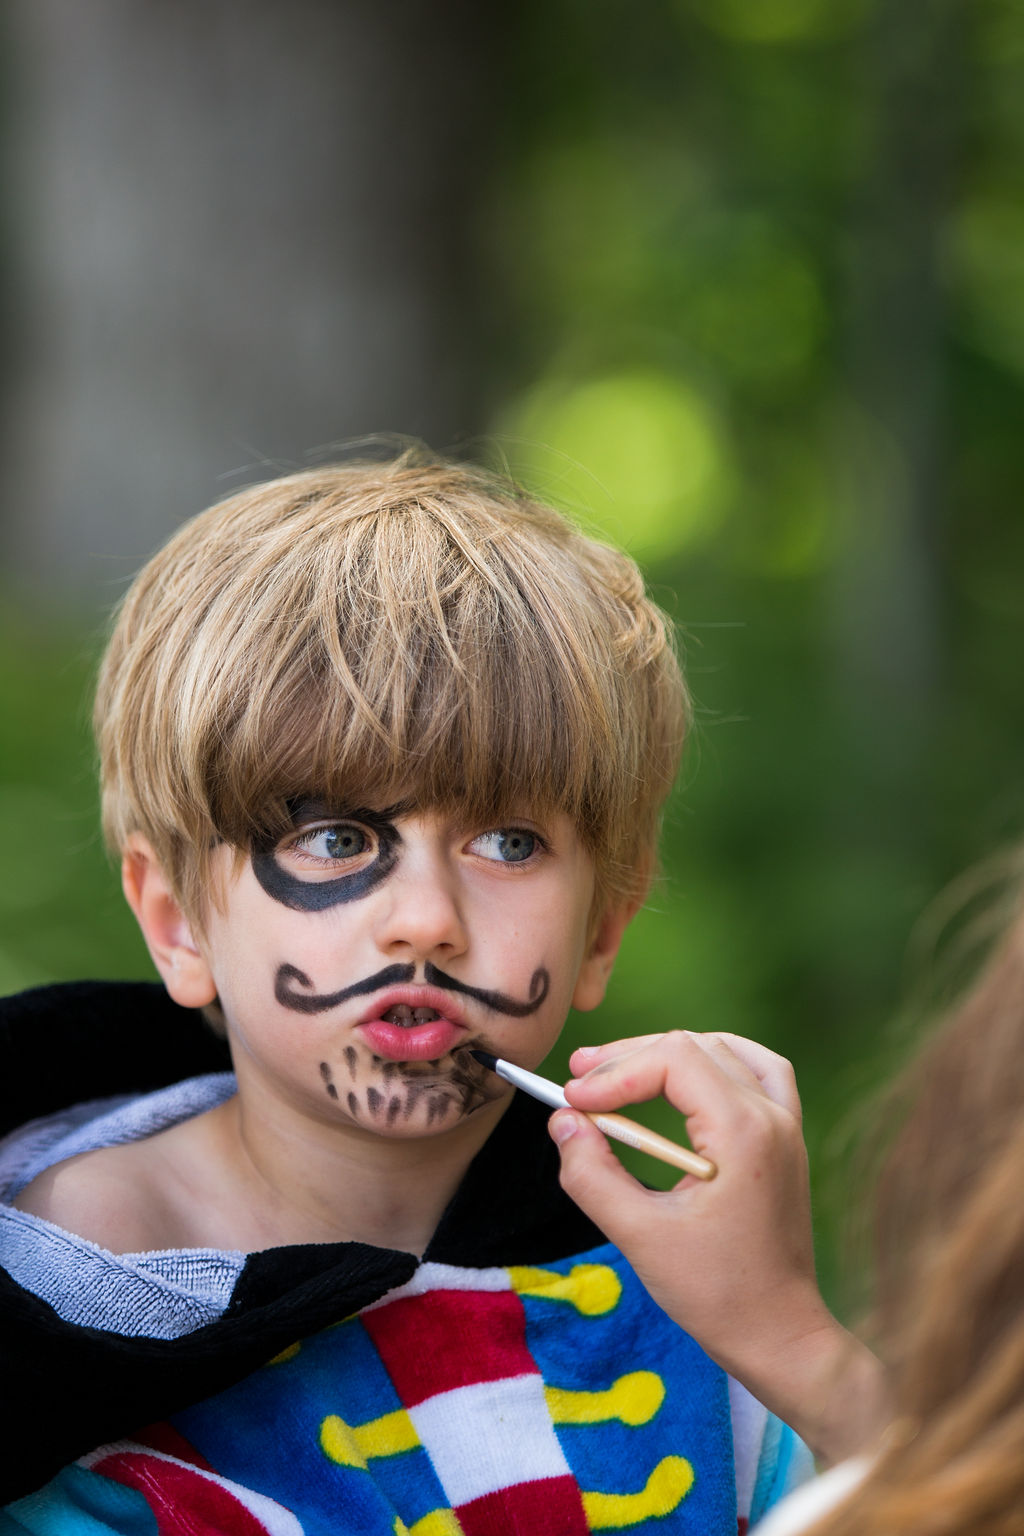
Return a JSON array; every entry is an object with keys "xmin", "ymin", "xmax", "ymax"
[{"xmin": 550, "ymin": 1031, "xmax": 888, "ymax": 1464}]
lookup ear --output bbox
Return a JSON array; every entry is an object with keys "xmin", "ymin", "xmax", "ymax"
[
  {"xmin": 121, "ymin": 834, "xmax": 218, "ymax": 1009},
  {"xmin": 571, "ymin": 899, "xmax": 639, "ymax": 1013}
]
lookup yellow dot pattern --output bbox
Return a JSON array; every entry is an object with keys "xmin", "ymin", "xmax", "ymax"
[
  {"xmin": 393, "ymin": 1510, "xmax": 465, "ymax": 1536},
  {"xmin": 507, "ymin": 1262, "xmax": 622, "ymax": 1315},
  {"xmin": 320, "ymin": 1407, "xmax": 419, "ymax": 1468},
  {"xmin": 582, "ymin": 1456, "xmax": 695, "ymax": 1530},
  {"xmin": 545, "ymin": 1371, "xmax": 665, "ymax": 1428}
]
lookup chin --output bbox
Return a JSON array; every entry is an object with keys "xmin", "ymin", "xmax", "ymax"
[{"xmin": 381, "ymin": 1088, "xmax": 507, "ymax": 1141}]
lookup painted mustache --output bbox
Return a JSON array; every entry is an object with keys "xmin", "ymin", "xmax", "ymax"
[{"xmin": 275, "ymin": 961, "xmax": 550, "ymax": 1018}]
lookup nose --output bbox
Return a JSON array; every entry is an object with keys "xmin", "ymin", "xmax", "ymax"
[{"xmin": 371, "ymin": 838, "xmax": 468, "ymax": 963}]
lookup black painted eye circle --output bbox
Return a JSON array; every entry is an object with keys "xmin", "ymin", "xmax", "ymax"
[{"xmin": 253, "ymin": 813, "xmax": 397, "ymax": 910}]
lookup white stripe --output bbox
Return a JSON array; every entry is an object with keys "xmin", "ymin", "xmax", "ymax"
[
  {"xmin": 362, "ymin": 1260, "xmax": 512, "ymax": 1312},
  {"xmin": 409, "ymin": 1375, "xmax": 570, "ymax": 1505}
]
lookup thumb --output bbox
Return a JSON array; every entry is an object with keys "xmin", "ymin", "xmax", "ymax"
[{"xmin": 549, "ymin": 1109, "xmax": 646, "ymax": 1240}]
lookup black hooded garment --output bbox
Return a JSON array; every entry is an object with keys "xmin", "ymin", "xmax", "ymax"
[{"xmin": 0, "ymin": 981, "xmax": 605, "ymax": 1503}]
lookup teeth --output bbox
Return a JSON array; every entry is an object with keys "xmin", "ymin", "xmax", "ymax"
[{"xmin": 383, "ymin": 1005, "xmax": 441, "ymax": 1027}]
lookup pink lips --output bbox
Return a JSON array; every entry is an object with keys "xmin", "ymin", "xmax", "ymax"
[
  {"xmin": 355, "ymin": 986, "xmax": 468, "ymax": 1063},
  {"xmin": 359, "ymin": 1018, "xmax": 466, "ymax": 1061}
]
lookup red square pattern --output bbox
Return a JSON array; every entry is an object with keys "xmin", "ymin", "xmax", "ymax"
[
  {"xmin": 455, "ymin": 1474, "xmax": 591, "ymax": 1536},
  {"xmin": 362, "ymin": 1287, "xmax": 536, "ymax": 1406}
]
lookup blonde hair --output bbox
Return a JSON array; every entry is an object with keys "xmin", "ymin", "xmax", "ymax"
[
  {"xmin": 805, "ymin": 885, "xmax": 1024, "ymax": 1535},
  {"xmin": 95, "ymin": 449, "xmax": 687, "ymax": 926}
]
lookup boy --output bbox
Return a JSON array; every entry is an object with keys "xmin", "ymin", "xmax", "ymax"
[{"xmin": 0, "ymin": 450, "xmax": 813, "ymax": 1533}]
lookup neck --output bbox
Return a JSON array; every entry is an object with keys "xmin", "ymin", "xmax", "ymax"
[{"xmin": 207, "ymin": 1079, "xmax": 510, "ymax": 1257}]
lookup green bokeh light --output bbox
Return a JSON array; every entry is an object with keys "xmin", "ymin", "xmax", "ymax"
[
  {"xmin": 689, "ymin": 220, "xmax": 825, "ymax": 384},
  {"xmin": 683, "ymin": 0, "xmax": 864, "ymax": 44},
  {"xmin": 953, "ymin": 189, "xmax": 1024, "ymax": 376},
  {"xmin": 497, "ymin": 370, "xmax": 731, "ymax": 559}
]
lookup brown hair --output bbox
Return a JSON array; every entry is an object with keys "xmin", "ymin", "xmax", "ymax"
[
  {"xmin": 95, "ymin": 448, "xmax": 687, "ymax": 927},
  {"xmin": 805, "ymin": 884, "xmax": 1024, "ymax": 1534}
]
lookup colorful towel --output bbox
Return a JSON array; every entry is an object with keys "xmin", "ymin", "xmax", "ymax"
[{"xmin": 3, "ymin": 1248, "xmax": 808, "ymax": 1535}]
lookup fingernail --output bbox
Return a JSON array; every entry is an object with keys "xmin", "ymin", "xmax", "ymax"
[
  {"xmin": 574, "ymin": 1045, "xmax": 600, "ymax": 1059},
  {"xmin": 549, "ymin": 1111, "xmax": 579, "ymax": 1145}
]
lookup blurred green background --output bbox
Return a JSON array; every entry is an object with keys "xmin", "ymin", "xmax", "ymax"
[{"xmin": 2, "ymin": 0, "xmax": 1023, "ymax": 1313}]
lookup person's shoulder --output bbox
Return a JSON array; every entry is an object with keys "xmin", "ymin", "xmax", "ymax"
[{"xmin": 13, "ymin": 1137, "xmax": 181, "ymax": 1254}]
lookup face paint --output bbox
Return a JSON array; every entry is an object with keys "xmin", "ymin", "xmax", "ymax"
[
  {"xmin": 448, "ymin": 1045, "xmax": 497, "ymax": 1111},
  {"xmin": 276, "ymin": 961, "xmax": 415, "ymax": 1014},
  {"xmin": 201, "ymin": 809, "xmax": 600, "ymax": 1144},
  {"xmin": 276, "ymin": 959, "xmax": 550, "ymax": 1019},
  {"xmin": 326, "ymin": 1040, "xmax": 501, "ymax": 1131},
  {"xmin": 355, "ymin": 1054, "xmax": 497, "ymax": 1123},
  {"xmin": 251, "ymin": 803, "xmax": 403, "ymax": 912},
  {"xmin": 285, "ymin": 953, "xmax": 548, "ymax": 1133},
  {"xmin": 423, "ymin": 962, "xmax": 550, "ymax": 1018}
]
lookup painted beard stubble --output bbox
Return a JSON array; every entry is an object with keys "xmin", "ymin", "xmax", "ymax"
[
  {"xmin": 318, "ymin": 1048, "xmax": 501, "ymax": 1125},
  {"xmin": 285, "ymin": 957, "xmax": 550, "ymax": 1124}
]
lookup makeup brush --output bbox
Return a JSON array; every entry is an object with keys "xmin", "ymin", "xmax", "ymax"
[{"xmin": 470, "ymin": 1049, "xmax": 717, "ymax": 1180}]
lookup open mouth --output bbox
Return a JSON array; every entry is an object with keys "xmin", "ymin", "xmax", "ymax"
[
  {"xmin": 383, "ymin": 1005, "xmax": 441, "ymax": 1028},
  {"xmin": 358, "ymin": 998, "xmax": 465, "ymax": 1062}
]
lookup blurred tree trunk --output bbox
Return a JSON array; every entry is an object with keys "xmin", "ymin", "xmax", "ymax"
[
  {"xmin": 0, "ymin": 0, "xmax": 500, "ymax": 601},
  {"xmin": 830, "ymin": 0, "xmax": 963, "ymax": 845}
]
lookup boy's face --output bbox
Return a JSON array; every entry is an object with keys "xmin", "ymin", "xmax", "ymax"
[{"xmin": 190, "ymin": 804, "xmax": 624, "ymax": 1141}]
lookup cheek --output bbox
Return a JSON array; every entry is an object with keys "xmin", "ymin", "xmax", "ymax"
[
  {"xmin": 208, "ymin": 930, "xmax": 320, "ymax": 1046},
  {"xmin": 489, "ymin": 981, "xmax": 576, "ymax": 1070},
  {"xmin": 216, "ymin": 903, "xmax": 336, "ymax": 996}
]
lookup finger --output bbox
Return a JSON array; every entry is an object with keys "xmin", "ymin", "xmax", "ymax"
[
  {"xmin": 563, "ymin": 1030, "xmax": 782, "ymax": 1137},
  {"xmin": 571, "ymin": 1030, "xmax": 800, "ymax": 1122},
  {"xmin": 568, "ymin": 1035, "xmax": 666, "ymax": 1075},
  {"xmin": 674, "ymin": 1033, "xmax": 766, "ymax": 1094},
  {"xmin": 565, "ymin": 1030, "xmax": 714, "ymax": 1113},
  {"xmin": 549, "ymin": 1110, "xmax": 661, "ymax": 1244},
  {"xmin": 688, "ymin": 1032, "xmax": 800, "ymax": 1118}
]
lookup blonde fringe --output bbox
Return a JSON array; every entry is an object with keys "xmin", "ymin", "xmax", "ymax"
[{"xmin": 95, "ymin": 451, "xmax": 687, "ymax": 926}]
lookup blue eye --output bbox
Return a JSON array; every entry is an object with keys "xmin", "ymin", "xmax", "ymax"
[
  {"xmin": 471, "ymin": 829, "xmax": 538, "ymax": 864},
  {"xmin": 323, "ymin": 826, "xmax": 370, "ymax": 859},
  {"xmin": 293, "ymin": 824, "xmax": 373, "ymax": 863}
]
